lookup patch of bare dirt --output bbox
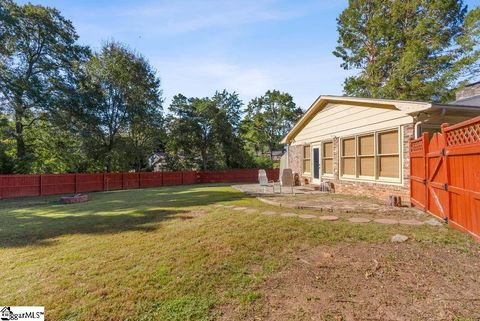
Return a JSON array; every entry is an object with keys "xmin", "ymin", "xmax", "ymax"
[
  {"xmin": 220, "ymin": 243, "xmax": 480, "ymax": 321},
  {"xmin": 261, "ymin": 194, "xmax": 427, "ymax": 221}
]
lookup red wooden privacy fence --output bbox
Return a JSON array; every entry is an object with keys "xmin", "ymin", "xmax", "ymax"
[
  {"xmin": 410, "ymin": 116, "xmax": 480, "ymax": 241},
  {"xmin": 0, "ymin": 169, "xmax": 279, "ymax": 200}
]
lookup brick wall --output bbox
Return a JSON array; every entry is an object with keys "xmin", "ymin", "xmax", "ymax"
[
  {"xmin": 288, "ymin": 144, "xmax": 303, "ymax": 177},
  {"xmin": 287, "ymin": 124, "xmax": 414, "ymax": 203}
]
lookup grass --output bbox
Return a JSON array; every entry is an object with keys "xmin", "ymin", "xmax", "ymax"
[{"xmin": 0, "ymin": 184, "xmax": 476, "ymax": 320}]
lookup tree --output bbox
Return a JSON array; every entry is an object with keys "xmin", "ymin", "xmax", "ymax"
[
  {"xmin": 457, "ymin": 6, "xmax": 480, "ymax": 81},
  {"xmin": 334, "ymin": 0, "xmax": 480, "ymax": 101},
  {"xmin": 211, "ymin": 90, "xmax": 251, "ymax": 168},
  {"xmin": 74, "ymin": 42, "xmax": 163, "ymax": 172},
  {"xmin": 168, "ymin": 95, "xmax": 220, "ymax": 170},
  {"xmin": 126, "ymin": 112, "xmax": 165, "ymax": 172},
  {"xmin": 241, "ymin": 90, "xmax": 302, "ymax": 160},
  {"xmin": 0, "ymin": 0, "xmax": 89, "ymax": 172},
  {"xmin": 0, "ymin": 116, "xmax": 15, "ymax": 174},
  {"xmin": 166, "ymin": 90, "xmax": 249, "ymax": 171}
]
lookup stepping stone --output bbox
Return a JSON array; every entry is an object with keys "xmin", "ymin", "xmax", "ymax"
[
  {"xmin": 348, "ymin": 217, "xmax": 370, "ymax": 223},
  {"xmin": 281, "ymin": 212, "xmax": 298, "ymax": 217},
  {"xmin": 223, "ymin": 205, "xmax": 235, "ymax": 208},
  {"xmin": 424, "ymin": 218, "xmax": 443, "ymax": 226},
  {"xmin": 262, "ymin": 211, "xmax": 277, "ymax": 215},
  {"xmin": 318, "ymin": 215, "xmax": 339, "ymax": 221},
  {"xmin": 299, "ymin": 214, "xmax": 317, "ymax": 219},
  {"xmin": 233, "ymin": 207, "xmax": 247, "ymax": 211},
  {"xmin": 244, "ymin": 209, "xmax": 257, "ymax": 214},
  {"xmin": 399, "ymin": 219, "xmax": 424, "ymax": 226},
  {"xmin": 213, "ymin": 204, "xmax": 224, "ymax": 208},
  {"xmin": 391, "ymin": 234, "xmax": 409, "ymax": 243},
  {"xmin": 374, "ymin": 218, "xmax": 398, "ymax": 225}
]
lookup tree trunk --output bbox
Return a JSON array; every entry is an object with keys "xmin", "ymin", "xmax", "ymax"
[
  {"xmin": 14, "ymin": 104, "xmax": 26, "ymax": 160},
  {"xmin": 105, "ymin": 136, "xmax": 115, "ymax": 172},
  {"xmin": 201, "ymin": 149, "xmax": 207, "ymax": 171},
  {"xmin": 15, "ymin": 120, "xmax": 26, "ymax": 159}
]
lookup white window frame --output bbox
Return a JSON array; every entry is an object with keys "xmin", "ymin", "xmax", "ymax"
[
  {"xmin": 321, "ymin": 140, "xmax": 334, "ymax": 178},
  {"xmin": 340, "ymin": 135, "xmax": 357, "ymax": 179},
  {"xmin": 339, "ymin": 126, "xmax": 403, "ymax": 185},
  {"xmin": 302, "ymin": 144, "xmax": 311, "ymax": 176},
  {"xmin": 357, "ymin": 131, "xmax": 376, "ymax": 180},
  {"xmin": 376, "ymin": 128, "xmax": 402, "ymax": 183}
]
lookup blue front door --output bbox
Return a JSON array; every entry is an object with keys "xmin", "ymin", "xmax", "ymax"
[{"xmin": 313, "ymin": 147, "xmax": 320, "ymax": 180}]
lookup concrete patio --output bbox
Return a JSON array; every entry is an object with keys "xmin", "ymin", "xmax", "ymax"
[
  {"xmin": 232, "ymin": 183, "xmax": 324, "ymax": 196},
  {"xmin": 232, "ymin": 183, "xmax": 429, "ymax": 220}
]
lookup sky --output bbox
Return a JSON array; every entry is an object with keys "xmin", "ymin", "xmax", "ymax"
[{"xmin": 17, "ymin": 0, "xmax": 480, "ymax": 110}]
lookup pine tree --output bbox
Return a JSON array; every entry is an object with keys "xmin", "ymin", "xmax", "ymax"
[{"xmin": 334, "ymin": 0, "xmax": 479, "ymax": 102}]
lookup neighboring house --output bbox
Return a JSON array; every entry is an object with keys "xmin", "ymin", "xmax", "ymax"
[
  {"xmin": 261, "ymin": 150, "xmax": 284, "ymax": 161},
  {"xmin": 148, "ymin": 152, "xmax": 166, "ymax": 172},
  {"xmin": 281, "ymin": 83, "xmax": 480, "ymax": 201}
]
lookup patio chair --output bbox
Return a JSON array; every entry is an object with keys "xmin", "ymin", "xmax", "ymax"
[
  {"xmin": 279, "ymin": 168, "xmax": 294, "ymax": 194},
  {"xmin": 258, "ymin": 169, "xmax": 274, "ymax": 193}
]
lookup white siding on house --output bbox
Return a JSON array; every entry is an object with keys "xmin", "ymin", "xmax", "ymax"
[{"xmin": 292, "ymin": 103, "xmax": 414, "ymax": 145}]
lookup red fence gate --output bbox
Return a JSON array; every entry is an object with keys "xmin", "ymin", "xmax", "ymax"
[
  {"xmin": 0, "ymin": 169, "xmax": 279, "ymax": 200},
  {"xmin": 410, "ymin": 117, "xmax": 480, "ymax": 241}
]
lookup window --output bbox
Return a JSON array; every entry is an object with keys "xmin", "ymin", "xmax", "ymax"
[
  {"xmin": 358, "ymin": 134, "xmax": 374, "ymax": 177},
  {"xmin": 303, "ymin": 145, "xmax": 311, "ymax": 173},
  {"xmin": 340, "ymin": 128, "xmax": 401, "ymax": 182},
  {"xmin": 377, "ymin": 130, "xmax": 399, "ymax": 178},
  {"xmin": 341, "ymin": 138, "xmax": 356, "ymax": 176},
  {"xmin": 322, "ymin": 141, "xmax": 333, "ymax": 175}
]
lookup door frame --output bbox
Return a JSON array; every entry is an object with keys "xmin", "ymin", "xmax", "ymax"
[{"xmin": 311, "ymin": 144, "xmax": 322, "ymax": 185}]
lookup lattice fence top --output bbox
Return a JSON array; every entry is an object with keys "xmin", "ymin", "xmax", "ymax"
[
  {"xmin": 445, "ymin": 122, "xmax": 480, "ymax": 147},
  {"xmin": 410, "ymin": 139, "xmax": 424, "ymax": 152}
]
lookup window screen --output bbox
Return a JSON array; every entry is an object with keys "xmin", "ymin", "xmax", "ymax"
[
  {"xmin": 322, "ymin": 142, "xmax": 333, "ymax": 175},
  {"xmin": 378, "ymin": 130, "xmax": 399, "ymax": 178},
  {"xmin": 303, "ymin": 145, "xmax": 311, "ymax": 173},
  {"xmin": 341, "ymin": 138, "xmax": 356, "ymax": 176},
  {"xmin": 358, "ymin": 134, "xmax": 374, "ymax": 177},
  {"xmin": 339, "ymin": 128, "xmax": 400, "ymax": 180}
]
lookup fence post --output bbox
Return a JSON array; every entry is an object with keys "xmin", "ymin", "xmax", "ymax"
[
  {"xmin": 441, "ymin": 123, "xmax": 450, "ymax": 221},
  {"xmin": 74, "ymin": 173, "xmax": 78, "ymax": 193},
  {"xmin": 422, "ymin": 132, "xmax": 430, "ymax": 213},
  {"xmin": 181, "ymin": 171, "xmax": 184, "ymax": 185},
  {"xmin": 138, "ymin": 172, "xmax": 141, "ymax": 189},
  {"xmin": 122, "ymin": 172, "xmax": 125, "ymax": 190},
  {"xmin": 39, "ymin": 174, "xmax": 43, "ymax": 196}
]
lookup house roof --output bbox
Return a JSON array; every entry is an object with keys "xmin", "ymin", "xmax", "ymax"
[
  {"xmin": 281, "ymin": 96, "xmax": 432, "ymax": 144},
  {"xmin": 450, "ymin": 95, "xmax": 480, "ymax": 107},
  {"xmin": 281, "ymin": 95, "xmax": 480, "ymax": 144}
]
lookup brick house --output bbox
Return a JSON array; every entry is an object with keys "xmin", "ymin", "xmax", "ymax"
[{"xmin": 281, "ymin": 85, "xmax": 480, "ymax": 201}]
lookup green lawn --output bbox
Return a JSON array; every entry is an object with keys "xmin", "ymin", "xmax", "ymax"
[{"xmin": 0, "ymin": 184, "xmax": 477, "ymax": 321}]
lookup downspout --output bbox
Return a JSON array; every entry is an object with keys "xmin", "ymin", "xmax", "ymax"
[
  {"xmin": 414, "ymin": 121, "xmax": 423, "ymax": 139},
  {"xmin": 441, "ymin": 108, "xmax": 446, "ymax": 117}
]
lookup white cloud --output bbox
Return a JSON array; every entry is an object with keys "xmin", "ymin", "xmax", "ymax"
[
  {"xmin": 197, "ymin": 62, "xmax": 275, "ymax": 97},
  {"xmin": 155, "ymin": 55, "xmax": 354, "ymax": 110},
  {"xmin": 23, "ymin": 0, "xmax": 352, "ymax": 109},
  {"xmin": 155, "ymin": 59, "xmax": 276, "ymax": 106},
  {"xmin": 84, "ymin": 0, "xmax": 317, "ymax": 36}
]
